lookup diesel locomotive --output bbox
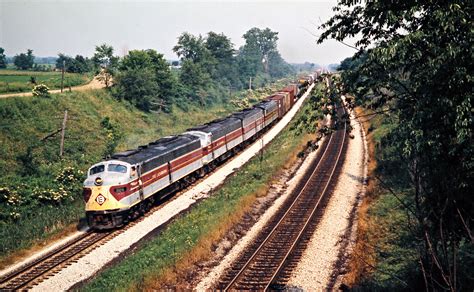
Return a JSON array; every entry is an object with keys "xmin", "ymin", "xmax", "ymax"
[{"xmin": 84, "ymin": 76, "xmax": 317, "ymax": 229}]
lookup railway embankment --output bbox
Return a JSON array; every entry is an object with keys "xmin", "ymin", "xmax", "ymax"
[
  {"xmin": 27, "ymin": 83, "xmax": 317, "ymax": 290},
  {"xmin": 0, "ymin": 80, "xmax": 287, "ymax": 269}
]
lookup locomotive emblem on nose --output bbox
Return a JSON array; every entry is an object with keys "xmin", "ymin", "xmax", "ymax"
[
  {"xmin": 95, "ymin": 194, "xmax": 106, "ymax": 205},
  {"xmin": 94, "ymin": 177, "xmax": 103, "ymax": 186}
]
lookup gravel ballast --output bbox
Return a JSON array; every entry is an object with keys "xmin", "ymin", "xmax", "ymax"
[
  {"xmin": 25, "ymin": 84, "xmax": 315, "ymax": 291},
  {"xmin": 287, "ymin": 96, "xmax": 367, "ymax": 289},
  {"xmin": 196, "ymin": 119, "xmax": 330, "ymax": 290},
  {"xmin": 196, "ymin": 96, "xmax": 367, "ymax": 290}
]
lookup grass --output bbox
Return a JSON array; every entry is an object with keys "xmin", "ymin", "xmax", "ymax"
[
  {"xmin": 0, "ymin": 69, "xmax": 90, "ymax": 94},
  {"xmin": 79, "ymin": 87, "xmax": 321, "ymax": 291},
  {"xmin": 343, "ymin": 106, "xmax": 419, "ymax": 289},
  {"xmin": 0, "ymin": 80, "xmax": 289, "ymax": 266}
]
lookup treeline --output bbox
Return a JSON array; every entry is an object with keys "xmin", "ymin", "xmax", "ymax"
[
  {"xmin": 111, "ymin": 27, "xmax": 294, "ymax": 112},
  {"xmin": 2, "ymin": 27, "xmax": 295, "ymax": 112},
  {"xmin": 0, "ymin": 47, "xmax": 92, "ymax": 72},
  {"xmin": 320, "ymin": 1, "xmax": 472, "ymax": 290}
]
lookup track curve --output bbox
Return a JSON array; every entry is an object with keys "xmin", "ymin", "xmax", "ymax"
[{"xmin": 218, "ymin": 105, "xmax": 348, "ymax": 291}]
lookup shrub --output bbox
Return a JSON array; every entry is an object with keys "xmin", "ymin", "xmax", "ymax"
[{"xmin": 32, "ymin": 84, "xmax": 50, "ymax": 98}]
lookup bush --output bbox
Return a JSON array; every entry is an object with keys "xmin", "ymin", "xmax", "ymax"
[{"xmin": 32, "ymin": 84, "xmax": 50, "ymax": 98}]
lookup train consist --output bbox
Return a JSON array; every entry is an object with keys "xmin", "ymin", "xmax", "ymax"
[{"xmin": 83, "ymin": 74, "xmax": 319, "ymax": 229}]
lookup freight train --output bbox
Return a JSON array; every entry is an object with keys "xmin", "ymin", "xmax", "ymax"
[{"xmin": 83, "ymin": 76, "xmax": 317, "ymax": 229}]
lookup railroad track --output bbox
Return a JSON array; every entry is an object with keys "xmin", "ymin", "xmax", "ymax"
[
  {"xmin": 0, "ymin": 86, "xmax": 317, "ymax": 291},
  {"xmin": 0, "ymin": 112, "xmax": 288, "ymax": 291},
  {"xmin": 0, "ymin": 231, "xmax": 111, "ymax": 290},
  {"xmin": 218, "ymin": 106, "xmax": 348, "ymax": 291}
]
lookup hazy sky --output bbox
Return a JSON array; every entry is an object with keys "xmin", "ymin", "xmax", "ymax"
[{"xmin": 0, "ymin": 0, "xmax": 355, "ymax": 65}]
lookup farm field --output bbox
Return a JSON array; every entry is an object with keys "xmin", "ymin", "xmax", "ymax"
[{"xmin": 0, "ymin": 69, "xmax": 91, "ymax": 94}]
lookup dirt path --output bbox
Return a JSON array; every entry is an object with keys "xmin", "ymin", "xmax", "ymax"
[{"xmin": 0, "ymin": 76, "xmax": 106, "ymax": 99}]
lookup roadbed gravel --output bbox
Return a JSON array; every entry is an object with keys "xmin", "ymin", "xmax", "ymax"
[
  {"xmin": 286, "ymin": 96, "xmax": 367, "ymax": 290},
  {"xmin": 196, "ymin": 116, "xmax": 330, "ymax": 290},
  {"xmin": 196, "ymin": 96, "xmax": 367, "ymax": 290}
]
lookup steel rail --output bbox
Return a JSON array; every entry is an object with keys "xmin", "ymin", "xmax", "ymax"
[
  {"xmin": 222, "ymin": 106, "xmax": 347, "ymax": 291},
  {"xmin": 265, "ymin": 109, "xmax": 347, "ymax": 290}
]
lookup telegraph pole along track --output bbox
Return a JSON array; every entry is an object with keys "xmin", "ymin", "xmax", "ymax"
[{"xmin": 218, "ymin": 105, "xmax": 348, "ymax": 290}]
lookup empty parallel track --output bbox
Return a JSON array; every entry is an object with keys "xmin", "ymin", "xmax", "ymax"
[
  {"xmin": 0, "ymin": 231, "xmax": 112, "ymax": 290},
  {"xmin": 218, "ymin": 106, "xmax": 348, "ymax": 291}
]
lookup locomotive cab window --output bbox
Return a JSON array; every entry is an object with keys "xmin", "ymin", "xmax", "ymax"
[
  {"xmin": 107, "ymin": 164, "xmax": 128, "ymax": 173},
  {"xmin": 90, "ymin": 165, "xmax": 105, "ymax": 175}
]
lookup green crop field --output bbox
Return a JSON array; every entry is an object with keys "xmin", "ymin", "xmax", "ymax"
[{"xmin": 0, "ymin": 69, "xmax": 91, "ymax": 94}]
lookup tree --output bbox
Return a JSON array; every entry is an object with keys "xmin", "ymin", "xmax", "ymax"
[
  {"xmin": 242, "ymin": 27, "xmax": 279, "ymax": 73},
  {"xmin": 0, "ymin": 48, "xmax": 6, "ymax": 69},
  {"xmin": 205, "ymin": 32, "xmax": 234, "ymax": 62},
  {"xmin": 173, "ymin": 32, "xmax": 219, "ymax": 97},
  {"xmin": 13, "ymin": 49, "xmax": 35, "ymax": 70},
  {"xmin": 205, "ymin": 32, "xmax": 239, "ymax": 84},
  {"xmin": 92, "ymin": 44, "xmax": 118, "ymax": 88},
  {"xmin": 56, "ymin": 53, "xmax": 73, "ymax": 70},
  {"xmin": 267, "ymin": 50, "xmax": 294, "ymax": 78},
  {"xmin": 173, "ymin": 32, "xmax": 209, "ymax": 63},
  {"xmin": 319, "ymin": 1, "xmax": 473, "ymax": 290},
  {"xmin": 179, "ymin": 59, "xmax": 210, "ymax": 92},
  {"xmin": 72, "ymin": 55, "xmax": 92, "ymax": 73},
  {"xmin": 237, "ymin": 27, "xmax": 292, "ymax": 83},
  {"xmin": 114, "ymin": 49, "xmax": 178, "ymax": 112}
]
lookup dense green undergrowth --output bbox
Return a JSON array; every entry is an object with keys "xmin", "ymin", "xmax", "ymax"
[
  {"xmin": 80, "ymin": 85, "xmax": 324, "ymax": 291},
  {"xmin": 0, "ymin": 79, "xmax": 291, "ymax": 260},
  {"xmin": 354, "ymin": 112, "xmax": 473, "ymax": 290}
]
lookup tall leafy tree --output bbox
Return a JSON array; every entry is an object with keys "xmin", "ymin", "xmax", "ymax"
[
  {"xmin": 205, "ymin": 32, "xmax": 234, "ymax": 62},
  {"xmin": 114, "ymin": 49, "xmax": 177, "ymax": 112},
  {"xmin": 13, "ymin": 49, "xmax": 35, "ymax": 70},
  {"xmin": 173, "ymin": 33, "xmax": 209, "ymax": 63},
  {"xmin": 319, "ymin": 1, "xmax": 473, "ymax": 290},
  {"xmin": 173, "ymin": 32, "xmax": 216, "ymax": 96},
  {"xmin": 92, "ymin": 44, "xmax": 118, "ymax": 88},
  {"xmin": 242, "ymin": 27, "xmax": 278, "ymax": 73},
  {"xmin": 0, "ymin": 48, "xmax": 6, "ymax": 69},
  {"xmin": 56, "ymin": 54, "xmax": 91, "ymax": 73},
  {"xmin": 56, "ymin": 53, "xmax": 73, "ymax": 70},
  {"xmin": 72, "ymin": 55, "xmax": 92, "ymax": 73}
]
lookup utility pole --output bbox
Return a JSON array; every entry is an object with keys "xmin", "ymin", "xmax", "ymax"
[
  {"xmin": 249, "ymin": 77, "xmax": 252, "ymax": 90},
  {"xmin": 60, "ymin": 110, "xmax": 68, "ymax": 157},
  {"xmin": 61, "ymin": 60, "xmax": 65, "ymax": 93}
]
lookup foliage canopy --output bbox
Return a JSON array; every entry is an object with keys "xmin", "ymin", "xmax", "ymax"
[{"xmin": 319, "ymin": 1, "xmax": 473, "ymax": 290}]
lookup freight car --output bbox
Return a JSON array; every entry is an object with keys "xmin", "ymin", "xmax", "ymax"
[{"xmin": 83, "ymin": 76, "xmax": 317, "ymax": 229}]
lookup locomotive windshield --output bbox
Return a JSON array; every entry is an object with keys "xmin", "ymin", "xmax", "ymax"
[
  {"xmin": 108, "ymin": 164, "xmax": 128, "ymax": 173},
  {"xmin": 89, "ymin": 165, "xmax": 104, "ymax": 175}
]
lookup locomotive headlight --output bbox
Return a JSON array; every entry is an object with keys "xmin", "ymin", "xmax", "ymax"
[{"xmin": 95, "ymin": 177, "xmax": 103, "ymax": 186}]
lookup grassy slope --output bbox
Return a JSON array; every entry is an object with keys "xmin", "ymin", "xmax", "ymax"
[
  {"xmin": 80, "ymin": 87, "xmax": 323, "ymax": 291},
  {"xmin": 344, "ymin": 107, "xmax": 418, "ymax": 289},
  {"xmin": 0, "ymin": 69, "xmax": 90, "ymax": 94},
  {"xmin": 0, "ymin": 80, "xmax": 289, "ymax": 263}
]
